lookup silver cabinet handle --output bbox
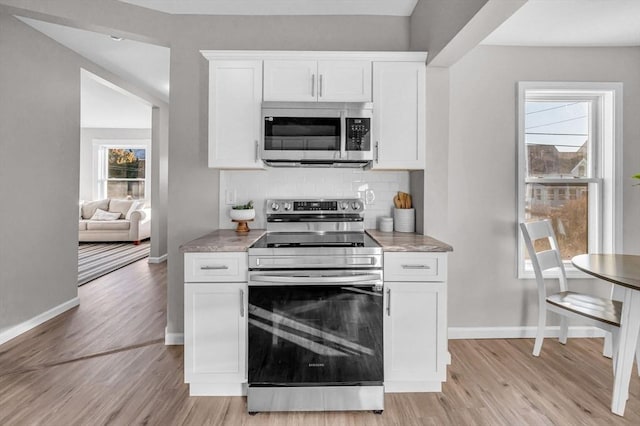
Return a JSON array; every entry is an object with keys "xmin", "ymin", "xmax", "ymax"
[
  {"xmin": 240, "ymin": 289, "xmax": 245, "ymax": 317},
  {"xmin": 319, "ymin": 74, "xmax": 323, "ymax": 97},
  {"xmin": 386, "ymin": 288, "xmax": 391, "ymax": 316},
  {"xmin": 401, "ymin": 264, "xmax": 431, "ymax": 270},
  {"xmin": 311, "ymin": 74, "xmax": 315, "ymax": 97},
  {"xmin": 255, "ymin": 140, "xmax": 259, "ymax": 162},
  {"xmin": 375, "ymin": 141, "xmax": 379, "ymax": 163},
  {"xmin": 200, "ymin": 265, "xmax": 229, "ymax": 270}
]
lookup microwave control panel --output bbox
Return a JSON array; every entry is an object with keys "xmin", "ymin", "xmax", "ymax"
[{"xmin": 346, "ymin": 118, "xmax": 371, "ymax": 151}]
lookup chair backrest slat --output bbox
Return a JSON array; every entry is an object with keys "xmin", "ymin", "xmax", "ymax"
[
  {"xmin": 537, "ymin": 249, "xmax": 562, "ymax": 271},
  {"xmin": 520, "ymin": 220, "xmax": 568, "ymax": 292}
]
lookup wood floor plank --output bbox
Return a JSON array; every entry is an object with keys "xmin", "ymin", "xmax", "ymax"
[{"xmin": 1, "ymin": 259, "xmax": 639, "ymax": 425}]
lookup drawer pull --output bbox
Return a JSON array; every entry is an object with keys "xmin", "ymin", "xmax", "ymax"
[
  {"xmin": 240, "ymin": 289, "xmax": 245, "ymax": 317},
  {"xmin": 200, "ymin": 265, "xmax": 229, "ymax": 270},
  {"xmin": 401, "ymin": 264, "xmax": 431, "ymax": 270}
]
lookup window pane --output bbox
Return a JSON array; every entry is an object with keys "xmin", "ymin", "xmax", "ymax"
[
  {"xmin": 107, "ymin": 180, "xmax": 145, "ymax": 199},
  {"xmin": 524, "ymin": 183, "xmax": 588, "ymax": 260},
  {"xmin": 107, "ymin": 148, "xmax": 146, "ymax": 179},
  {"xmin": 525, "ymin": 101, "xmax": 590, "ymax": 177}
]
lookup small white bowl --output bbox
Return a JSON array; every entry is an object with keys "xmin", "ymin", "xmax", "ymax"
[{"xmin": 230, "ymin": 208, "xmax": 255, "ymax": 221}]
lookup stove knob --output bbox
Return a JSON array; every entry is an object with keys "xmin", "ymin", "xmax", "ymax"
[
  {"xmin": 270, "ymin": 202, "xmax": 280, "ymax": 211},
  {"xmin": 351, "ymin": 201, "xmax": 361, "ymax": 210},
  {"xmin": 340, "ymin": 202, "xmax": 349, "ymax": 210},
  {"xmin": 283, "ymin": 202, "xmax": 292, "ymax": 211}
]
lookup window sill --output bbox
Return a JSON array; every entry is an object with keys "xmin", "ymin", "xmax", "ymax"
[{"xmin": 518, "ymin": 265, "xmax": 594, "ymax": 280}]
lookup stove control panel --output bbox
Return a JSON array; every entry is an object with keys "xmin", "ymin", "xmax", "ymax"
[{"xmin": 266, "ymin": 198, "xmax": 364, "ymax": 214}]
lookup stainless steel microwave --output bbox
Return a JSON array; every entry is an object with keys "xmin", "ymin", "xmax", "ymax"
[{"xmin": 261, "ymin": 103, "xmax": 373, "ymax": 168}]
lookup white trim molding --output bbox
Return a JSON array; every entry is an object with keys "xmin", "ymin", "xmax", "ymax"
[
  {"xmin": 0, "ymin": 297, "xmax": 80, "ymax": 346},
  {"xmin": 201, "ymin": 50, "xmax": 428, "ymax": 62},
  {"xmin": 448, "ymin": 326, "xmax": 607, "ymax": 340},
  {"xmin": 148, "ymin": 254, "xmax": 168, "ymax": 264},
  {"xmin": 165, "ymin": 327, "xmax": 184, "ymax": 345}
]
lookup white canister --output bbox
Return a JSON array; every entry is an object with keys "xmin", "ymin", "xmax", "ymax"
[
  {"xmin": 393, "ymin": 208, "xmax": 415, "ymax": 233},
  {"xmin": 379, "ymin": 216, "xmax": 393, "ymax": 232}
]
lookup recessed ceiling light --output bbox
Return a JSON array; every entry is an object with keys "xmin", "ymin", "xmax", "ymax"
[{"xmin": 110, "ymin": 35, "xmax": 123, "ymax": 41}]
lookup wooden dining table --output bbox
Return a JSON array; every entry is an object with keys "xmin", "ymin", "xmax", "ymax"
[{"xmin": 572, "ymin": 254, "xmax": 640, "ymax": 416}]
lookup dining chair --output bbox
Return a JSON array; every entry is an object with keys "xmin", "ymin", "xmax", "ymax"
[{"xmin": 520, "ymin": 220, "xmax": 623, "ymax": 359}]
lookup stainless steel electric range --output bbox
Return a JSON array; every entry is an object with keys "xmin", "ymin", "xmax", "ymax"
[{"xmin": 246, "ymin": 198, "xmax": 384, "ymax": 414}]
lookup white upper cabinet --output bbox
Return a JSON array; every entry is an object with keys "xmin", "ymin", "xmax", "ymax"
[
  {"xmin": 263, "ymin": 60, "xmax": 317, "ymax": 102},
  {"xmin": 372, "ymin": 61, "xmax": 426, "ymax": 170},
  {"xmin": 208, "ymin": 60, "xmax": 263, "ymax": 169},
  {"xmin": 263, "ymin": 60, "xmax": 372, "ymax": 102}
]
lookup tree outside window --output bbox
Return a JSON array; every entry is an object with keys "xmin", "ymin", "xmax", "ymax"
[{"xmin": 106, "ymin": 148, "xmax": 146, "ymax": 199}]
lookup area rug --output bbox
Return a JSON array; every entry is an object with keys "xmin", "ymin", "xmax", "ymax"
[{"xmin": 78, "ymin": 241, "xmax": 150, "ymax": 286}]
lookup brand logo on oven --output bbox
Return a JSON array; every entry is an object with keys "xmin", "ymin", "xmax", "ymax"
[{"xmin": 308, "ymin": 363, "xmax": 325, "ymax": 368}]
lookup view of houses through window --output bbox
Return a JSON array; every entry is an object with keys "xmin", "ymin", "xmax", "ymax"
[{"xmin": 523, "ymin": 100, "xmax": 592, "ymax": 260}]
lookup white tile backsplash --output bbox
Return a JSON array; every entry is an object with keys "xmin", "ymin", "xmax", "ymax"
[{"xmin": 219, "ymin": 168, "xmax": 410, "ymax": 230}]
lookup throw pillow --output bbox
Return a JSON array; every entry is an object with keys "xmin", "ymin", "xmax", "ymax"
[
  {"xmin": 90, "ymin": 208, "xmax": 122, "ymax": 221},
  {"xmin": 81, "ymin": 199, "xmax": 109, "ymax": 219},
  {"xmin": 125, "ymin": 200, "xmax": 144, "ymax": 220},
  {"xmin": 109, "ymin": 199, "xmax": 134, "ymax": 219}
]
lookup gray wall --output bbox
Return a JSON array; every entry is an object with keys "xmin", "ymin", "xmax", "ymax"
[
  {"xmin": 0, "ymin": 14, "xmax": 80, "ymax": 332},
  {"xmin": 410, "ymin": 0, "xmax": 488, "ymax": 55},
  {"xmin": 445, "ymin": 45, "xmax": 640, "ymax": 328}
]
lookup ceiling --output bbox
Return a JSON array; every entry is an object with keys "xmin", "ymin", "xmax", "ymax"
[
  {"xmin": 81, "ymin": 71, "xmax": 152, "ymax": 128},
  {"xmin": 117, "ymin": 0, "xmax": 419, "ymax": 16},
  {"xmin": 483, "ymin": 0, "xmax": 640, "ymax": 46},
  {"xmin": 16, "ymin": 16, "xmax": 169, "ymax": 102}
]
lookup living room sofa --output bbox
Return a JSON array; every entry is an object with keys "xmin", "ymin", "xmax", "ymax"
[{"xmin": 79, "ymin": 198, "xmax": 150, "ymax": 244}]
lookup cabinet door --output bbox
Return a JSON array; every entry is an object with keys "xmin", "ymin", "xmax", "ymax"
[
  {"xmin": 372, "ymin": 62, "xmax": 426, "ymax": 170},
  {"xmin": 208, "ymin": 60, "xmax": 263, "ymax": 168},
  {"xmin": 184, "ymin": 282, "xmax": 247, "ymax": 384},
  {"xmin": 317, "ymin": 60, "xmax": 371, "ymax": 102},
  {"xmin": 384, "ymin": 281, "xmax": 446, "ymax": 384},
  {"xmin": 263, "ymin": 60, "xmax": 317, "ymax": 102}
]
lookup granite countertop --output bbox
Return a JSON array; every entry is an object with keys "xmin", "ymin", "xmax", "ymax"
[
  {"xmin": 180, "ymin": 228, "xmax": 452, "ymax": 253},
  {"xmin": 180, "ymin": 229, "xmax": 266, "ymax": 252},
  {"xmin": 366, "ymin": 230, "xmax": 453, "ymax": 252}
]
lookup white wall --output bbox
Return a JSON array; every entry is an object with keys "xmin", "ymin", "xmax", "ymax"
[
  {"xmin": 444, "ymin": 45, "xmax": 640, "ymax": 329},
  {"xmin": 219, "ymin": 169, "xmax": 409, "ymax": 230}
]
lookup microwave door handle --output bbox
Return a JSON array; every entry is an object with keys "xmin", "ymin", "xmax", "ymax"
[
  {"xmin": 250, "ymin": 274, "xmax": 380, "ymax": 285},
  {"xmin": 340, "ymin": 111, "xmax": 346, "ymax": 159}
]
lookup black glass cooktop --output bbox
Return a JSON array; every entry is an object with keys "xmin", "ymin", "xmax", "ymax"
[{"xmin": 251, "ymin": 232, "xmax": 380, "ymax": 249}]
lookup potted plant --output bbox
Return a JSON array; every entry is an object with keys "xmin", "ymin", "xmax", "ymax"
[
  {"xmin": 633, "ymin": 173, "xmax": 640, "ymax": 186},
  {"xmin": 230, "ymin": 200, "xmax": 255, "ymax": 221}
]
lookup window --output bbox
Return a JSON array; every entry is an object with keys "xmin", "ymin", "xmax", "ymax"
[
  {"xmin": 105, "ymin": 148, "xmax": 146, "ymax": 199},
  {"xmin": 94, "ymin": 140, "xmax": 150, "ymax": 201},
  {"xmin": 517, "ymin": 82, "xmax": 622, "ymax": 278}
]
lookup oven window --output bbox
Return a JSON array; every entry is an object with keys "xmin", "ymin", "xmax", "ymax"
[
  {"xmin": 248, "ymin": 285, "xmax": 383, "ymax": 385},
  {"xmin": 264, "ymin": 117, "xmax": 340, "ymax": 151}
]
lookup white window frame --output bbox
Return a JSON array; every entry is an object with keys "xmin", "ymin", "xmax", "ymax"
[
  {"xmin": 517, "ymin": 82, "xmax": 623, "ymax": 279},
  {"xmin": 92, "ymin": 139, "xmax": 151, "ymax": 202}
]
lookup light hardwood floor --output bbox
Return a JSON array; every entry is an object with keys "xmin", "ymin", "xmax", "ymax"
[{"xmin": 1, "ymin": 260, "xmax": 639, "ymax": 425}]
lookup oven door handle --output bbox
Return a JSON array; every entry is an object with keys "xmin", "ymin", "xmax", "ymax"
[{"xmin": 250, "ymin": 273, "xmax": 381, "ymax": 284}]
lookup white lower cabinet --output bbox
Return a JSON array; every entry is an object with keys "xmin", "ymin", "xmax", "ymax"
[
  {"xmin": 383, "ymin": 252, "xmax": 448, "ymax": 392},
  {"xmin": 184, "ymin": 253, "xmax": 248, "ymax": 396}
]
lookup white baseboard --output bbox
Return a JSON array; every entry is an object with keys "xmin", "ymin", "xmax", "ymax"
[
  {"xmin": 448, "ymin": 326, "xmax": 607, "ymax": 340},
  {"xmin": 165, "ymin": 327, "xmax": 184, "ymax": 345},
  {"xmin": 148, "ymin": 254, "xmax": 167, "ymax": 264},
  {"xmin": 0, "ymin": 297, "xmax": 80, "ymax": 346}
]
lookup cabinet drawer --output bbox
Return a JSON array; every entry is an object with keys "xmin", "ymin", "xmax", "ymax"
[
  {"xmin": 384, "ymin": 252, "xmax": 446, "ymax": 282},
  {"xmin": 185, "ymin": 252, "xmax": 248, "ymax": 282}
]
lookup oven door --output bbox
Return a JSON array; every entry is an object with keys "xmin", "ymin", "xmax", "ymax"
[{"xmin": 248, "ymin": 270, "xmax": 383, "ymax": 386}]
